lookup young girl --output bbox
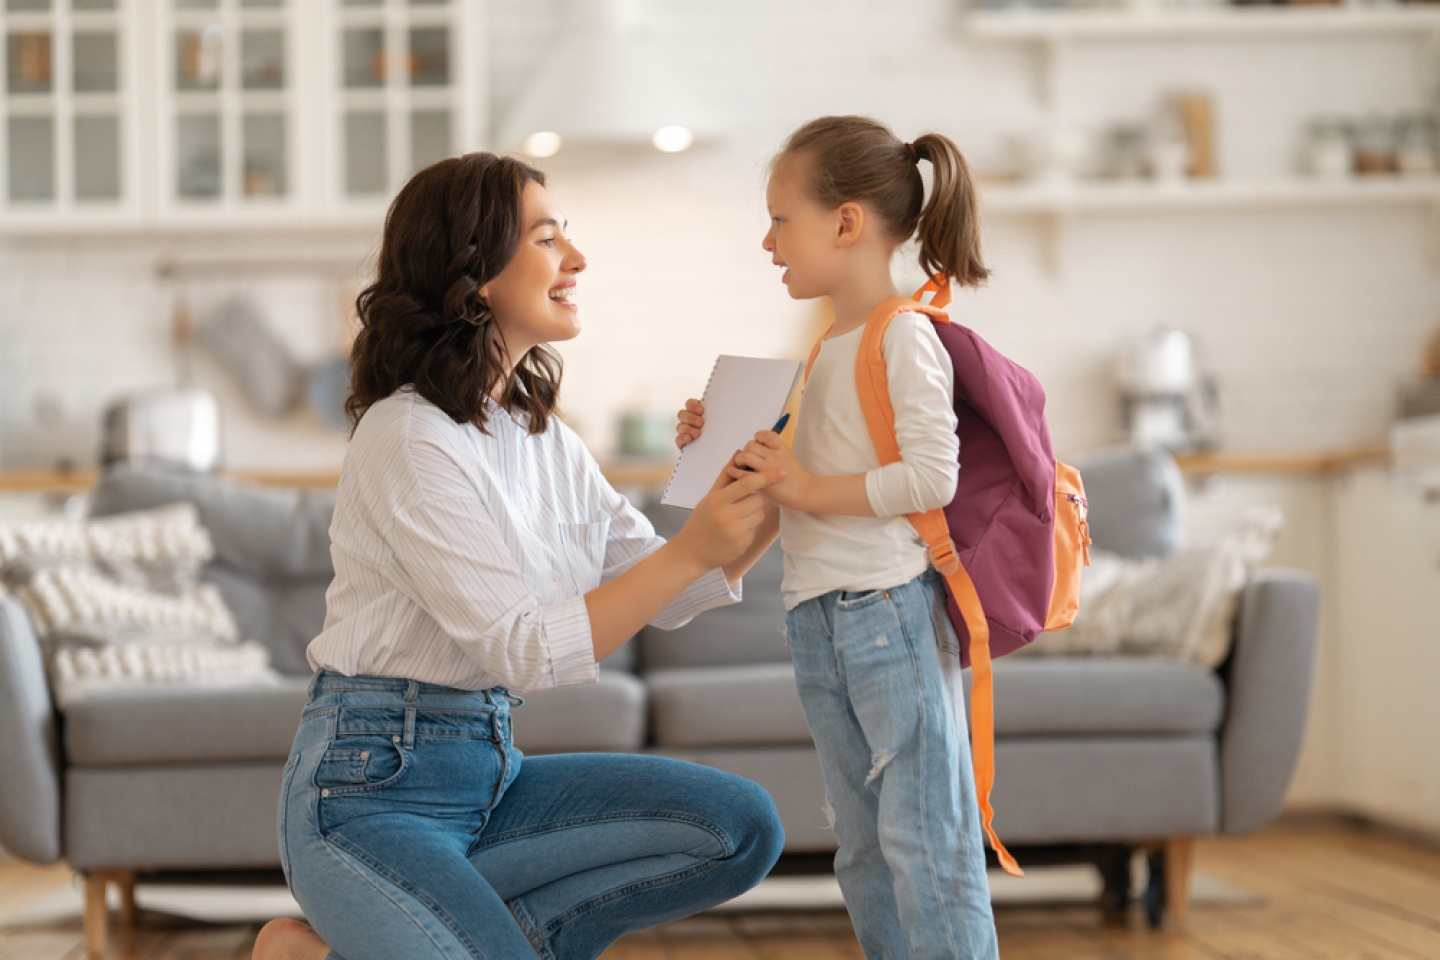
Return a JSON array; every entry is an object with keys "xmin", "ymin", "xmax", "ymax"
[{"xmin": 678, "ymin": 115, "xmax": 999, "ymax": 959}]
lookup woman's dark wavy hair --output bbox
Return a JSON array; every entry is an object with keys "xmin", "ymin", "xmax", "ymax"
[{"xmin": 346, "ymin": 152, "xmax": 560, "ymax": 436}]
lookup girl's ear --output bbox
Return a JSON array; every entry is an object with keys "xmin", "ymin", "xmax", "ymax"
[
  {"xmin": 835, "ymin": 201, "xmax": 865, "ymax": 249},
  {"xmin": 476, "ymin": 284, "xmax": 490, "ymax": 305}
]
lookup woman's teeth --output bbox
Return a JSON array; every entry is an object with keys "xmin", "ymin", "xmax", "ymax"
[{"xmin": 549, "ymin": 288, "xmax": 573, "ymax": 301}]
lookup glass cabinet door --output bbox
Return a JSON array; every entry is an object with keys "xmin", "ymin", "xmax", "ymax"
[
  {"xmin": 3, "ymin": 0, "xmax": 124, "ymax": 209},
  {"xmin": 167, "ymin": 0, "xmax": 291, "ymax": 206},
  {"xmin": 336, "ymin": 0, "xmax": 455, "ymax": 202}
]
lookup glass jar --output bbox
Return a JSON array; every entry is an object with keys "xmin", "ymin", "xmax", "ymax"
[
  {"xmin": 1353, "ymin": 113, "xmax": 1397, "ymax": 176},
  {"xmin": 1301, "ymin": 117, "xmax": 1355, "ymax": 180},
  {"xmin": 1395, "ymin": 115, "xmax": 1438, "ymax": 177}
]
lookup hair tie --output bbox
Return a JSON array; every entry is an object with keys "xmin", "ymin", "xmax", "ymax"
[{"xmin": 906, "ymin": 141, "xmax": 920, "ymax": 164}]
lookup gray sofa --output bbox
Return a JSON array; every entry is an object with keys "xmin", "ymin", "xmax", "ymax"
[{"xmin": 0, "ymin": 448, "xmax": 1318, "ymax": 952}]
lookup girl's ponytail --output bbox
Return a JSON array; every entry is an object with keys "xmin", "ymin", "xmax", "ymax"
[
  {"xmin": 777, "ymin": 117, "xmax": 988, "ymax": 290},
  {"xmin": 911, "ymin": 133, "xmax": 988, "ymax": 289}
]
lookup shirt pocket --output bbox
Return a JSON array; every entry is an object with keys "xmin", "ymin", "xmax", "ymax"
[{"xmin": 557, "ymin": 519, "xmax": 609, "ymax": 596}]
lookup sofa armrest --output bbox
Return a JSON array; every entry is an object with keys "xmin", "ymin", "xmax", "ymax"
[
  {"xmin": 1218, "ymin": 568, "xmax": 1320, "ymax": 835},
  {"xmin": 0, "ymin": 597, "xmax": 62, "ymax": 863}
]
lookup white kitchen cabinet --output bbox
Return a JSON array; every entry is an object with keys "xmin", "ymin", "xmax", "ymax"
[
  {"xmin": 0, "ymin": 0, "xmax": 486, "ymax": 232},
  {"xmin": 1, "ymin": 0, "xmax": 142, "ymax": 227},
  {"xmin": 1328, "ymin": 465, "xmax": 1440, "ymax": 836}
]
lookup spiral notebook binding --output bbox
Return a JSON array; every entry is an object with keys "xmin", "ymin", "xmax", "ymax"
[{"xmin": 660, "ymin": 355, "xmax": 723, "ymax": 506}]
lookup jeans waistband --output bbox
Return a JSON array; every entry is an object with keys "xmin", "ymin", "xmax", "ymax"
[{"xmin": 308, "ymin": 669, "xmax": 518, "ymax": 706}]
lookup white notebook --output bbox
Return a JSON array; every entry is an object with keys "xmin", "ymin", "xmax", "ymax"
[{"xmin": 660, "ymin": 355, "xmax": 804, "ymax": 509}]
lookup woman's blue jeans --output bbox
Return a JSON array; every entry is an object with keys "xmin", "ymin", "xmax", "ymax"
[
  {"xmin": 278, "ymin": 671, "xmax": 784, "ymax": 960},
  {"xmin": 785, "ymin": 570, "xmax": 999, "ymax": 960}
]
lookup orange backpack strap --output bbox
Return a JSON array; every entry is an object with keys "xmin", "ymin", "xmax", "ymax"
[{"xmin": 848, "ymin": 281, "xmax": 1023, "ymax": 878}]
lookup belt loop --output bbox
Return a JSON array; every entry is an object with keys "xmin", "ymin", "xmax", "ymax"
[
  {"xmin": 307, "ymin": 670, "xmax": 322, "ymax": 700},
  {"xmin": 403, "ymin": 707, "xmax": 416, "ymax": 749},
  {"xmin": 403, "ymin": 679, "xmax": 420, "ymax": 702}
]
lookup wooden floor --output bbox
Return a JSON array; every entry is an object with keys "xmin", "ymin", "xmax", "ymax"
[{"xmin": 2, "ymin": 819, "xmax": 1438, "ymax": 959}]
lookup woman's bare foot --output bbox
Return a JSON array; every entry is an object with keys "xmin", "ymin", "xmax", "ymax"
[{"xmin": 252, "ymin": 917, "xmax": 331, "ymax": 960}]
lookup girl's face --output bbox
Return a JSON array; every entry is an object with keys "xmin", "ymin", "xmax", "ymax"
[
  {"xmin": 479, "ymin": 180, "xmax": 587, "ymax": 365},
  {"xmin": 762, "ymin": 158, "xmax": 845, "ymax": 301}
]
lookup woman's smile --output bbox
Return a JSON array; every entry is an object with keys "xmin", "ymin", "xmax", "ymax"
[{"xmin": 548, "ymin": 280, "xmax": 577, "ymax": 311}]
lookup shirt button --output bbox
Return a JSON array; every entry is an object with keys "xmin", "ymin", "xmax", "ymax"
[{"xmin": 552, "ymin": 571, "xmax": 560, "ymax": 582}]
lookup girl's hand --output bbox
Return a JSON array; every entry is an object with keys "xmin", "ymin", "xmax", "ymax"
[
  {"xmin": 675, "ymin": 399, "xmax": 704, "ymax": 449},
  {"xmin": 671, "ymin": 464, "xmax": 785, "ymax": 571},
  {"xmin": 728, "ymin": 431, "xmax": 811, "ymax": 511}
]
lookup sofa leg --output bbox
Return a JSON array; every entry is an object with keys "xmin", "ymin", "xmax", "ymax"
[
  {"xmin": 1165, "ymin": 837, "xmax": 1195, "ymax": 926},
  {"xmin": 1096, "ymin": 844, "xmax": 1133, "ymax": 921},
  {"xmin": 115, "ymin": 870, "xmax": 137, "ymax": 929},
  {"xmin": 82, "ymin": 869, "xmax": 138, "ymax": 958},
  {"xmin": 83, "ymin": 872, "xmax": 110, "ymax": 959}
]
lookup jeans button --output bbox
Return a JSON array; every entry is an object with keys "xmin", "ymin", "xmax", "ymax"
[{"xmin": 321, "ymin": 789, "xmax": 330, "ymax": 798}]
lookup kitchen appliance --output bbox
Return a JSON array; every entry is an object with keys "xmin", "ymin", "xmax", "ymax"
[
  {"xmin": 1116, "ymin": 329, "xmax": 1217, "ymax": 452},
  {"xmin": 100, "ymin": 387, "xmax": 221, "ymax": 471}
]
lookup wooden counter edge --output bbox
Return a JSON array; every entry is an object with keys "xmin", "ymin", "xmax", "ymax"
[
  {"xmin": 0, "ymin": 445, "xmax": 1391, "ymax": 495},
  {"xmin": 1172, "ymin": 442, "xmax": 1390, "ymax": 476},
  {"xmin": 0, "ymin": 461, "xmax": 679, "ymax": 494}
]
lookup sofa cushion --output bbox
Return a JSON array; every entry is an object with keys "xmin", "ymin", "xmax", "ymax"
[
  {"xmin": 66, "ymin": 763, "xmax": 286, "ymax": 870},
  {"xmin": 510, "ymin": 671, "xmax": 647, "ymax": 754},
  {"xmin": 991, "ymin": 736, "xmax": 1220, "ymax": 843},
  {"xmin": 1073, "ymin": 447, "xmax": 1186, "ymax": 560},
  {"xmin": 986, "ymin": 657, "xmax": 1225, "ymax": 736},
  {"xmin": 647, "ymin": 663, "xmax": 811, "ymax": 749},
  {"xmin": 63, "ymin": 679, "xmax": 310, "ymax": 766},
  {"xmin": 89, "ymin": 464, "xmax": 336, "ymax": 676},
  {"xmin": 636, "ymin": 500, "xmax": 790, "ymax": 671}
]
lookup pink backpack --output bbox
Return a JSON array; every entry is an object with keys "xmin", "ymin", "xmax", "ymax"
[{"xmin": 803, "ymin": 278, "xmax": 1091, "ymax": 877}]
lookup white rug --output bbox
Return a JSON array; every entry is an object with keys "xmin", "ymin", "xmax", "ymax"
[
  {"xmin": 714, "ymin": 866, "xmax": 1260, "ymax": 912},
  {"xmin": 0, "ymin": 865, "xmax": 1258, "ymax": 928}
]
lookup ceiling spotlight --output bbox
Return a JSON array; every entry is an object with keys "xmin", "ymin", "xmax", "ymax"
[
  {"xmin": 523, "ymin": 131, "xmax": 563, "ymax": 158},
  {"xmin": 652, "ymin": 126, "xmax": 694, "ymax": 153}
]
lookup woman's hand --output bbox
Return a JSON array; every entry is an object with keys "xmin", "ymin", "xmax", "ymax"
[
  {"xmin": 729, "ymin": 431, "xmax": 812, "ymax": 511},
  {"xmin": 670, "ymin": 464, "xmax": 784, "ymax": 572},
  {"xmin": 675, "ymin": 399, "xmax": 704, "ymax": 449},
  {"xmin": 584, "ymin": 465, "xmax": 781, "ymax": 662}
]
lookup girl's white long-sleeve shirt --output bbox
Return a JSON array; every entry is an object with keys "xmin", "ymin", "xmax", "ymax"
[
  {"xmin": 307, "ymin": 388, "xmax": 740, "ymax": 693},
  {"xmin": 780, "ymin": 312, "xmax": 959, "ymax": 610}
]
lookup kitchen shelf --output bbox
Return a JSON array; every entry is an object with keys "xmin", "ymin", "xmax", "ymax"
[
  {"xmin": 966, "ymin": 4, "xmax": 1440, "ymax": 42},
  {"xmin": 978, "ymin": 175, "xmax": 1440, "ymax": 275},
  {"xmin": 980, "ymin": 175, "xmax": 1440, "ymax": 214}
]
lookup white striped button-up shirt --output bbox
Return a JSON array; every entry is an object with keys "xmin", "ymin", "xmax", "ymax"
[{"xmin": 307, "ymin": 387, "xmax": 739, "ymax": 693}]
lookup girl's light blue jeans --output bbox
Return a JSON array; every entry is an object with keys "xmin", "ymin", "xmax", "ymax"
[
  {"xmin": 785, "ymin": 569, "xmax": 999, "ymax": 960},
  {"xmin": 278, "ymin": 670, "xmax": 785, "ymax": 960}
]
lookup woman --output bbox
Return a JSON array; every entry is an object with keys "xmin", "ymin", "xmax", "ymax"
[{"xmin": 254, "ymin": 153, "xmax": 786, "ymax": 960}]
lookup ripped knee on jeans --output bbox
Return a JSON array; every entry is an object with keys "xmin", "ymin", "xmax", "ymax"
[{"xmin": 865, "ymin": 751, "xmax": 895, "ymax": 785}]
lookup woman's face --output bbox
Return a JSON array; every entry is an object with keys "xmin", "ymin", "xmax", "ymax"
[{"xmin": 480, "ymin": 180, "xmax": 586, "ymax": 366}]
